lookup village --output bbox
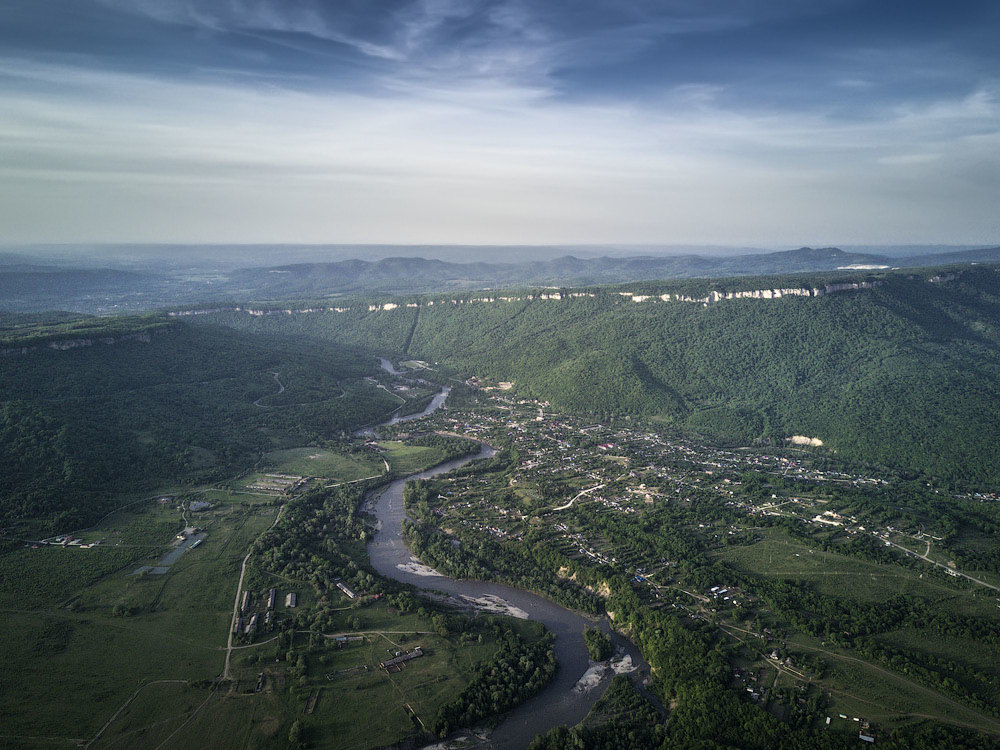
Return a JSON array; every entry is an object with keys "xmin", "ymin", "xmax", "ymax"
[
  {"xmin": 380, "ymin": 385, "xmax": 1000, "ymax": 742},
  {"xmin": 395, "ymin": 387, "xmax": 984, "ymax": 595}
]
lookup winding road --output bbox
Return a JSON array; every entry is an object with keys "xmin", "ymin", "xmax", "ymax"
[{"xmin": 252, "ymin": 371, "xmax": 285, "ymax": 407}]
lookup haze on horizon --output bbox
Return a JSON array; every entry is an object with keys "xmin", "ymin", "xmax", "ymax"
[{"xmin": 1, "ymin": 0, "xmax": 998, "ymax": 248}]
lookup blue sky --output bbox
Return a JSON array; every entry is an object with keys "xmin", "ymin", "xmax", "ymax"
[{"xmin": 1, "ymin": 0, "xmax": 998, "ymax": 245}]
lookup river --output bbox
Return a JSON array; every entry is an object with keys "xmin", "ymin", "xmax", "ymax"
[{"xmin": 363, "ymin": 359, "xmax": 651, "ymax": 749}]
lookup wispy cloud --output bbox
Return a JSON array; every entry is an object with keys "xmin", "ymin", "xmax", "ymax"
[
  {"xmin": 94, "ymin": 0, "xmax": 404, "ymax": 60},
  {"xmin": 2, "ymin": 50, "xmax": 997, "ymax": 244},
  {"xmin": 0, "ymin": 1, "xmax": 997, "ymax": 243},
  {"xmin": 878, "ymin": 153, "xmax": 942, "ymax": 166}
]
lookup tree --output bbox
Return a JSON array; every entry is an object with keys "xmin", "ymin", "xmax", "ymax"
[
  {"xmin": 583, "ymin": 627, "xmax": 613, "ymax": 661},
  {"xmin": 288, "ymin": 719, "xmax": 302, "ymax": 744}
]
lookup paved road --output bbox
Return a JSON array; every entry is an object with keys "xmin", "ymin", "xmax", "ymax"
[{"xmin": 881, "ymin": 535, "xmax": 1000, "ymax": 592}]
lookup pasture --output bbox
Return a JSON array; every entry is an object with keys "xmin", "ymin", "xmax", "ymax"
[
  {"xmin": 261, "ymin": 448, "xmax": 383, "ymax": 482},
  {"xmin": 0, "ymin": 500, "xmax": 276, "ymax": 744}
]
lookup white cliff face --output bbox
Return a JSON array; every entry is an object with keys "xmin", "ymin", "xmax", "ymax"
[
  {"xmin": 787, "ymin": 435, "xmax": 824, "ymax": 447},
  {"xmin": 812, "ymin": 280, "xmax": 880, "ymax": 296},
  {"xmin": 166, "ymin": 277, "xmax": 892, "ymax": 320}
]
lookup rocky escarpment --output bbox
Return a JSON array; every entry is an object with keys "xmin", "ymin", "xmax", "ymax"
[
  {"xmin": 169, "ymin": 278, "xmax": 895, "ymax": 319},
  {"xmin": 0, "ymin": 329, "xmax": 159, "ymax": 357}
]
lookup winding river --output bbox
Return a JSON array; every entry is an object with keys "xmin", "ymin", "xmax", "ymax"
[{"xmin": 363, "ymin": 359, "xmax": 651, "ymax": 749}]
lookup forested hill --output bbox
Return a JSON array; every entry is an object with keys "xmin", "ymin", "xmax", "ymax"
[
  {"xmin": 196, "ymin": 264, "xmax": 1000, "ymax": 486},
  {"xmin": 0, "ymin": 317, "xmax": 397, "ymax": 531}
]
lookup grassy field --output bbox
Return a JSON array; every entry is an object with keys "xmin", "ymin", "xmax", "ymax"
[
  {"xmin": 712, "ymin": 528, "xmax": 1000, "ymax": 737},
  {"xmin": 0, "ymin": 439, "xmax": 540, "ymax": 749},
  {"xmin": 79, "ymin": 599, "xmax": 536, "ymax": 750},
  {"xmin": 261, "ymin": 448, "xmax": 383, "ymax": 482},
  {"xmin": 714, "ymin": 529, "xmax": 968, "ymax": 604},
  {"xmin": 378, "ymin": 441, "xmax": 451, "ymax": 475},
  {"xmin": 785, "ymin": 632, "xmax": 1000, "ymax": 736},
  {"xmin": 90, "ymin": 682, "xmax": 284, "ymax": 750},
  {"xmin": 229, "ymin": 609, "xmax": 541, "ymax": 750},
  {"xmin": 185, "ymin": 488, "xmax": 277, "ymax": 506},
  {"xmin": 0, "ymin": 498, "xmax": 195, "ymax": 610},
  {"xmin": 0, "ymin": 499, "xmax": 277, "ymax": 745}
]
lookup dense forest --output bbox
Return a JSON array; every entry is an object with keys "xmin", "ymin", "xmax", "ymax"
[
  {"xmin": 198, "ymin": 264, "xmax": 1000, "ymax": 486},
  {"xmin": 529, "ymin": 675, "xmax": 663, "ymax": 750},
  {"xmin": 432, "ymin": 626, "xmax": 557, "ymax": 737},
  {"xmin": 0, "ymin": 318, "xmax": 397, "ymax": 531}
]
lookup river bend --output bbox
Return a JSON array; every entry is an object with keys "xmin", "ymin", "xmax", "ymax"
[{"xmin": 363, "ymin": 360, "xmax": 649, "ymax": 749}]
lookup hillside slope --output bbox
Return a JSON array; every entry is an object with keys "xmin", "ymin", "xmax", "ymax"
[
  {"xmin": 197, "ymin": 265, "xmax": 1000, "ymax": 485},
  {"xmin": 0, "ymin": 318, "xmax": 397, "ymax": 529}
]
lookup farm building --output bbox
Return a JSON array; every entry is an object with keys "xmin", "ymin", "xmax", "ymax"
[
  {"xmin": 379, "ymin": 647, "xmax": 423, "ymax": 671},
  {"xmin": 336, "ymin": 582, "xmax": 357, "ymax": 599}
]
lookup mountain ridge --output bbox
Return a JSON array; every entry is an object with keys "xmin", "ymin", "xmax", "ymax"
[{"xmin": 190, "ymin": 263, "xmax": 1000, "ymax": 486}]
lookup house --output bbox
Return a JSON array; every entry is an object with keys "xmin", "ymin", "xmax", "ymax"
[{"xmin": 285, "ymin": 592, "xmax": 297, "ymax": 608}]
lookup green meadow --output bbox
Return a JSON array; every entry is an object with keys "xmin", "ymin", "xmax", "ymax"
[{"xmin": 260, "ymin": 448, "xmax": 383, "ymax": 481}]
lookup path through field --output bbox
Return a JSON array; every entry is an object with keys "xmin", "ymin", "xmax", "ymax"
[{"xmin": 223, "ymin": 504, "xmax": 285, "ymax": 680}]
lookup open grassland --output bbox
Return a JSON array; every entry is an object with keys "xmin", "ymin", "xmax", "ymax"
[
  {"xmin": 785, "ymin": 633, "xmax": 1000, "ymax": 736},
  {"xmin": 186, "ymin": 488, "xmax": 277, "ymax": 506},
  {"xmin": 712, "ymin": 529, "xmax": 1000, "ymax": 736},
  {"xmin": 0, "ymin": 500, "xmax": 276, "ymax": 744},
  {"xmin": 0, "ymin": 438, "xmax": 539, "ymax": 750},
  {"xmin": 91, "ymin": 683, "xmax": 284, "ymax": 750},
  {"xmin": 378, "ymin": 441, "xmax": 451, "ymax": 475},
  {"xmin": 228, "ymin": 609, "xmax": 540, "ymax": 750},
  {"xmin": 715, "ymin": 529, "xmax": 972, "ymax": 604},
  {"xmin": 80, "ymin": 598, "xmax": 535, "ymax": 750},
  {"xmin": 0, "ymin": 498, "xmax": 193, "ymax": 609},
  {"xmin": 261, "ymin": 448, "xmax": 383, "ymax": 481}
]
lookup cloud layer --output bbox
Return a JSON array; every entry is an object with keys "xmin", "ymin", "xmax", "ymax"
[{"xmin": 1, "ymin": 0, "xmax": 998, "ymax": 244}]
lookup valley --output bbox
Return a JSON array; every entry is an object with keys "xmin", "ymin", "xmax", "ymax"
[
  {"xmin": 7, "ymin": 2, "xmax": 1000, "ymax": 746},
  {"xmin": 393, "ymin": 384, "xmax": 1000, "ymax": 745},
  {"xmin": 3, "ymin": 262, "xmax": 1000, "ymax": 749}
]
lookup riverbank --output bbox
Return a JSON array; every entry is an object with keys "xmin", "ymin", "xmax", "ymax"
[{"xmin": 361, "ymin": 358, "xmax": 650, "ymax": 749}]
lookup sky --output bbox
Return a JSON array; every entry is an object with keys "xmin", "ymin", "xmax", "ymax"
[{"xmin": 1, "ymin": 0, "xmax": 999, "ymax": 246}]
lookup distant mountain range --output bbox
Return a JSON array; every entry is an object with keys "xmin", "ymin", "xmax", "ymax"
[
  {"xmin": 1, "ymin": 244, "xmax": 999, "ymax": 313},
  {"xmin": 226, "ymin": 245, "xmax": 1000, "ymax": 298}
]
